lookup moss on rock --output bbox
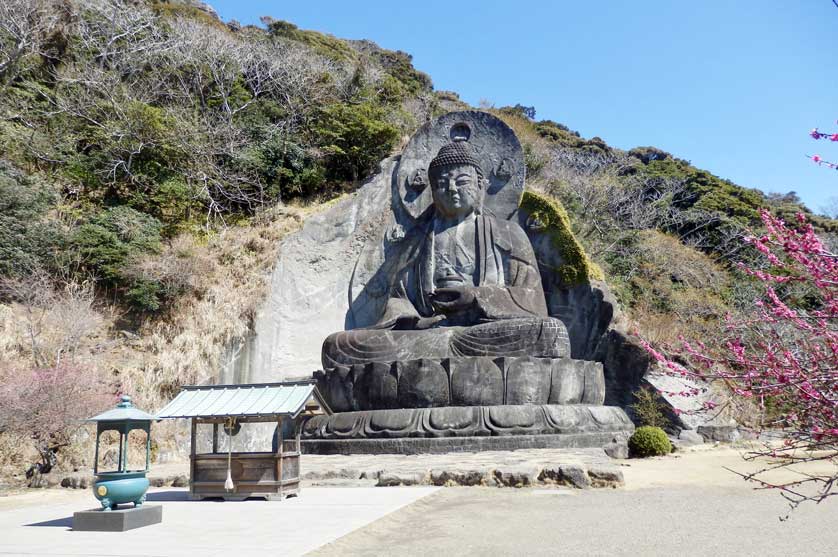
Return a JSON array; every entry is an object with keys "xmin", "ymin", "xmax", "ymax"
[{"xmin": 520, "ymin": 190, "xmax": 604, "ymax": 286}]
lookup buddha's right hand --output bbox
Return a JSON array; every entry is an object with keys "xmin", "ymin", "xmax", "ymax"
[
  {"xmin": 415, "ymin": 315, "xmax": 447, "ymax": 329},
  {"xmin": 392, "ymin": 314, "xmax": 446, "ymax": 330}
]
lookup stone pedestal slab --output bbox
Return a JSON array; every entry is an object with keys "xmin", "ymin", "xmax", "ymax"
[
  {"xmin": 72, "ymin": 505, "xmax": 162, "ymax": 532},
  {"xmin": 302, "ymin": 431, "xmax": 628, "ymax": 455},
  {"xmin": 302, "ymin": 403, "xmax": 633, "ymax": 454}
]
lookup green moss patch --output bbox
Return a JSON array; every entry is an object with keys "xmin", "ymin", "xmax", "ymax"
[{"xmin": 520, "ymin": 191, "xmax": 604, "ymax": 286}]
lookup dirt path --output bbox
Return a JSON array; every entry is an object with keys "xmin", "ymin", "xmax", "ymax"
[{"xmin": 620, "ymin": 443, "xmax": 837, "ymax": 490}]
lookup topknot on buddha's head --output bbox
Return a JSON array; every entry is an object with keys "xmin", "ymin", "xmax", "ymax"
[{"xmin": 428, "ymin": 138, "xmax": 484, "ymax": 181}]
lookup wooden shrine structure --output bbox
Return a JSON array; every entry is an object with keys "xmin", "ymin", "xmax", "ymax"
[{"xmin": 156, "ymin": 381, "xmax": 330, "ymax": 501}]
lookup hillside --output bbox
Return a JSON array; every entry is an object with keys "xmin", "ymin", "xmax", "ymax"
[{"xmin": 0, "ymin": 0, "xmax": 834, "ymax": 484}]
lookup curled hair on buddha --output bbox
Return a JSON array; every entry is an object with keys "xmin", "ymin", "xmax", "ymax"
[{"xmin": 427, "ymin": 138, "xmax": 485, "ymax": 182}]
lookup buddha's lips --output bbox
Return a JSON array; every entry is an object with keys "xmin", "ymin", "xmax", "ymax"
[{"xmin": 436, "ymin": 276, "xmax": 464, "ymax": 286}]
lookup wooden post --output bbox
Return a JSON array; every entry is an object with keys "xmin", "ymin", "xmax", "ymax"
[
  {"xmin": 276, "ymin": 416, "xmax": 283, "ymax": 499},
  {"xmin": 118, "ymin": 430, "xmax": 125, "ymax": 472},
  {"xmin": 145, "ymin": 424, "xmax": 151, "ymax": 472},
  {"xmin": 190, "ymin": 418, "xmax": 197, "ymax": 497},
  {"xmin": 93, "ymin": 428, "xmax": 101, "ymax": 475},
  {"xmin": 212, "ymin": 423, "xmax": 218, "ymax": 454}
]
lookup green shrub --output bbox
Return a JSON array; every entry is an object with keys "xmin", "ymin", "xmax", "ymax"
[
  {"xmin": 522, "ymin": 142, "xmax": 547, "ymax": 178},
  {"xmin": 74, "ymin": 206, "xmax": 162, "ymax": 282},
  {"xmin": 73, "ymin": 207, "xmax": 164, "ymax": 310},
  {"xmin": 236, "ymin": 136, "xmax": 325, "ymax": 199},
  {"xmin": 370, "ymin": 49, "xmax": 432, "ymax": 95},
  {"xmin": 151, "ymin": 177, "xmax": 201, "ymax": 234},
  {"xmin": 631, "ymin": 387, "xmax": 670, "ymax": 429},
  {"xmin": 0, "ymin": 161, "xmax": 65, "ymax": 277},
  {"xmin": 628, "ymin": 426, "xmax": 672, "ymax": 458},
  {"xmin": 126, "ymin": 279, "xmax": 163, "ymax": 312},
  {"xmin": 265, "ymin": 19, "xmax": 357, "ymax": 62},
  {"xmin": 315, "ymin": 101, "xmax": 400, "ymax": 183}
]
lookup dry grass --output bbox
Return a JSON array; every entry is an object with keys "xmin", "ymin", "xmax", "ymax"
[
  {"xmin": 125, "ymin": 205, "xmax": 307, "ymax": 408},
  {"xmin": 0, "ymin": 203, "xmax": 315, "ymax": 480}
]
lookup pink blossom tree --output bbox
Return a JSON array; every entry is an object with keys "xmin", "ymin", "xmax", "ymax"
[
  {"xmin": 640, "ymin": 209, "xmax": 838, "ymax": 513},
  {"xmin": 0, "ymin": 363, "xmax": 114, "ymax": 480}
]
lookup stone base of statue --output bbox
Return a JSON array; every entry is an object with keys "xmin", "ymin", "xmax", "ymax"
[
  {"xmin": 303, "ymin": 357, "xmax": 633, "ymax": 454},
  {"xmin": 302, "ymin": 431, "xmax": 630, "ymax": 455},
  {"xmin": 301, "ymin": 403, "xmax": 633, "ymax": 455},
  {"xmin": 313, "ymin": 357, "xmax": 608, "ymax": 410}
]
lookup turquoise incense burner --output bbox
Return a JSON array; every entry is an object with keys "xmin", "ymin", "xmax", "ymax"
[{"xmin": 85, "ymin": 395, "xmax": 154, "ymax": 511}]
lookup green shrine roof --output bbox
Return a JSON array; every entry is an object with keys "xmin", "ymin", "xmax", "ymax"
[
  {"xmin": 154, "ymin": 381, "xmax": 329, "ymax": 419},
  {"xmin": 85, "ymin": 395, "xmax": 155, "ymax": 423}
]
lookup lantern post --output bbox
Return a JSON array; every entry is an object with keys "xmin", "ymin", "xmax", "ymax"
[{"xmin": 73, "ymin": 395, "xmax": 162, "ymax": 531}]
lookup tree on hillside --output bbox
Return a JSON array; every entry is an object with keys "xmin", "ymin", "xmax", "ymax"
[{"xmin": 640, "ymin": 210, "xmax": 838, "ymax": 515}]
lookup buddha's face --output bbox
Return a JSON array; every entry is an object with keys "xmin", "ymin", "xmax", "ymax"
[{"xmin": 430, "ymin": 164, "xmax": 483, "ymax": 218}]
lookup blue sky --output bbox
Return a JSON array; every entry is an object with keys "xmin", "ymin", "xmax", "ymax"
[{"xmin": 208, "ymin": 0, "xmax": 838, "ymax": 213}]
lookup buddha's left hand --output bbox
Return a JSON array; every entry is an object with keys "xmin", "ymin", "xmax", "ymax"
[{"xmin": 431, "ymin": 287, "xmax": 477, "ymax": 312}]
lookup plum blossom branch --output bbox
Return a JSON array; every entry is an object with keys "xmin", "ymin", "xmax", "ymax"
[
  {"xmin": 809, "ymin": 123, "xmax": 838, "ymax": 169},
  {"xmin": 640, "ymin": 209, "xmax": 838, "ymax": 513}
]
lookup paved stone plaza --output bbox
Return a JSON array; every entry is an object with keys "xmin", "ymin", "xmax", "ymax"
[
  {"xmin": 0, "ymin": 486, "xmax": 438, "ymax": 557},
  {"xmin": 3, "ymin": 446, "xmax": 837, "ymax": 556}
]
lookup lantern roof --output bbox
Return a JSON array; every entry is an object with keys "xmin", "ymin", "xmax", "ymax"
[{"xmin": 85, "ymin": 395, "xmax": 155, "ymax": 423}]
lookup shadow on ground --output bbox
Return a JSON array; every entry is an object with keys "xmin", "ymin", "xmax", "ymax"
[
  {"xmin": 25, "ymin": 516, "xmax": 72, "ymax": 528},
  {"xmin": 146, "ymin": 490, "xmax": 289, "ymax": 503},
  {"xmin": 146, "ymin": 490, "xmax": 189, "ymax": 502}
]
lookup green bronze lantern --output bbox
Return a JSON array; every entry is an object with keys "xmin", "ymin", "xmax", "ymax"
[{"xmin": 85, "ymin": 395, "xmax": 154, "ymax": 511}]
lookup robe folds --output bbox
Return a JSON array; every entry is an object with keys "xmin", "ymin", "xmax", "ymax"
[{"xmin": 376, "ymin": 213, "xmax": 549, "ymax": 327}]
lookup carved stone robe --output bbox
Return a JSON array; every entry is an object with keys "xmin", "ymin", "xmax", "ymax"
[
  {"xmin": 375, "ymin": 212, "xmax": 549, "ymax": 328},
  {"xmin": 321, "ymin": 211, "xmax": 569, "ymax": 368}
]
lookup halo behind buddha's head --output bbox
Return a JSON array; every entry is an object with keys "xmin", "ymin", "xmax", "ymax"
[{"xmin": 396, "ymin": 111, "xmax": 525, "ymax": 222}]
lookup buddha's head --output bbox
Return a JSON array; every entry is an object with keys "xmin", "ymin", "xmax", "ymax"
[{"xmin": 428, "ymin": 139, "xmax": 486, "ymax": 219}]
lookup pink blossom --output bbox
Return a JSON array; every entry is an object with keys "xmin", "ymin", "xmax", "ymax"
[{"xmin": 638, "ymin": 209, "xmax": 838, "ymax": 507}]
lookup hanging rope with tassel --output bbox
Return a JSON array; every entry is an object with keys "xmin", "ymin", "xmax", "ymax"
[{"xmin": 224, "ymin": 417, "xmax": 236, "ymax": 492}]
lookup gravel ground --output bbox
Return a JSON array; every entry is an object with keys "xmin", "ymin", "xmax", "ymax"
[
  {"xmin": 310, "ymin": 484, "xmax": 838, "ymax": 557},
  {"xmin": 309, "ymin": 445, "xmax": 838, "ymax": 556}
]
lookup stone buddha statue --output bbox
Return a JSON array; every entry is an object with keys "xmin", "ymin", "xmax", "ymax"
[
  {"xmin": 322, "ymin": 138, "xmax": 570, "ymax": 369},
  {"xmin": 305, "ymin": 111, "xmax": 634, "ymax": 452}
]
